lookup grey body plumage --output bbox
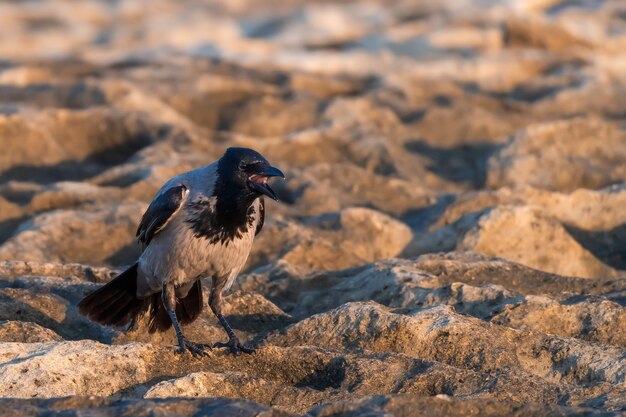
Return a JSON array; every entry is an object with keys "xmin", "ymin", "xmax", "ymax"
[
  {"xmin": 78, "ymin": 147, "xmax": 284, "ymax": 356},
  {"xmin": 137, "ymin": 162, "xmax": 259, "ymax": 296}
]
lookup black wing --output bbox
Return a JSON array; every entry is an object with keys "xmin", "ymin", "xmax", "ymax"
[
  {"xmin": 136, "ymin": 185, "xmax": 187, "ymax": 246},
  {"xmin": 255, "ymin": 197, "xmax": 265, "ymax": 236}
]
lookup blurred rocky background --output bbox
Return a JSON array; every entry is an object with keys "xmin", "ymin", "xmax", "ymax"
[{"xmin": 0, "ymin": 0, "xmax": 625, "ymax": 416}]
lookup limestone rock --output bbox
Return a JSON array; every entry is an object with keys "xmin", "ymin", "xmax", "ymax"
[
  {"xmin": 271, "ymin": 302, "xmax": 626, "ymax": 389},
  {"xmin": 0, "ymin": 341, "xmax": 155, "ymax": 398},
  {"xmin": 0, "ymin": 109, "xmax": 163, "ymax": 182},
  {"xmin": 0, "ymin": 398, "xmax": 291, "ymax": 417},
  {"xmin": 1, "ymin": 0, "xmax": 626, "ymax": 415},
  {"xmin": 308, "ymin": 395, "xmax": 617, "ymax": 417},
  {"xmin": 283, "ymin": 207, "xmax": 412, "ymax": 270},
  {"xmin": 492, "ymin": 295, "xmax": 626, "ymax": 347},
  {"xmin": 0, "ymin": 321, "xmax": 62, "ymax": 343},
  {"xmin": 458, "ymin": 206, "xmax": 617, "ymax": 279},
  {"xmin": 487, "ymin": 118, "xmax": 626, "ymax": 191},
  {"xmin": 0, "ymin": 203, "xmax": 144, "ymax": 266},
  {"xmin": 145, "ymin": 371, "xmax": 325, "ymax": 414},
  {"xmin": 251, "ymin": 207, "xmax": 412, "ymax": 271}
]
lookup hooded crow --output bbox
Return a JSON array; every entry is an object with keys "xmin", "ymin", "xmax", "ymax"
[{"xmin": 78, "ymin": 147, "xmax": 285, "ymax": 356}]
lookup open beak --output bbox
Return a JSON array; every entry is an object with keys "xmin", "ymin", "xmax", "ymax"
[{"xmin": 247, "ymin": 166, "xmax": 285, "ymax": 201}]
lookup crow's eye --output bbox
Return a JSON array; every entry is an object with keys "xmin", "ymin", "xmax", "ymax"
[{"xmin": 238, "ymin": 161, "xmax": 247, "ymax": 171}]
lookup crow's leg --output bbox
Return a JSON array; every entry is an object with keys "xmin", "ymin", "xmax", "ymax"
[
  {"xmin": 162, "ymin": 283, "xmax": 209, "ymax": 357},
  {"xmin": 209, "ymin": 275, "xmax": 255, "ymax": 355}
]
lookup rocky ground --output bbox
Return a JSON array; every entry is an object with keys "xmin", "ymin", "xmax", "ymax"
[{"xmin": 1, "ymin": 0, "xmax": 626, "ymax": 416}]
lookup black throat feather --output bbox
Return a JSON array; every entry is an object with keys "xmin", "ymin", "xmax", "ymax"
[{"xmin": 185, "ymin": 163, "xmax": 257, "ymax": 245}]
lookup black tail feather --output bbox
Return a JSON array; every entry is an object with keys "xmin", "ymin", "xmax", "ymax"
[
  {"xmin": 148, "ymin": 292, "xmax": 171, "ymax": 333},
  {"xmin": 177, "ymin": 280, "xmax": 203, "ymax": 325},
  {"xmin": 78, "ymin": 263, "xmax": 146, "ymax": 327},
  {"xmin": 148, "ymin": 280, "xmax": 204, "ymax": 333},
  {"xmin": 79, "ymin": 264, "xmax": 204, "ymax": 333}
]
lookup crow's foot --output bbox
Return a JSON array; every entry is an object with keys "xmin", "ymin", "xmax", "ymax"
[
  {"xmin": 175, "ymin": 338, "xmax": 211, "ymax": 358},
  {"xmin": 213, "ymin": 338, "xmax": 255, "ymax": 355}
]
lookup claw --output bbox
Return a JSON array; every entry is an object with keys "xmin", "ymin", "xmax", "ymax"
[
  {"xmin": 175, "ymin": 338, "xmax": 211, "ymax": 358},
  {"xmin": 213, "ymin": 338, "xmax": 256, "ymax": 355}
]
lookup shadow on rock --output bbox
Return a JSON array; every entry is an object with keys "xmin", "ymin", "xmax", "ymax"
[
  {"xmin": 0, "ymin": 140, "xmax": 152, "ymax": 185},
  {"xmin": 295, "ymin": 356, "xmax": 347, "ymax": 391},
  {"xmin": 565, "ymin": 223, "xmax": 626, "ymax": 271},
  {"xmin": 405, "ymin": 140, "xmax": 502, "ymax": 188}
]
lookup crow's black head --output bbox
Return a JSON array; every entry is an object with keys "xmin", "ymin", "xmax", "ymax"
[{"xmin": 218, "ymin": 147, "xmax": 285, "ymax": 200}]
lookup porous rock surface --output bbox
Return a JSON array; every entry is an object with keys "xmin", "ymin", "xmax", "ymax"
[{"xmin": 1, "ymin": 0, "xmax": 626, "ymax": 416}]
